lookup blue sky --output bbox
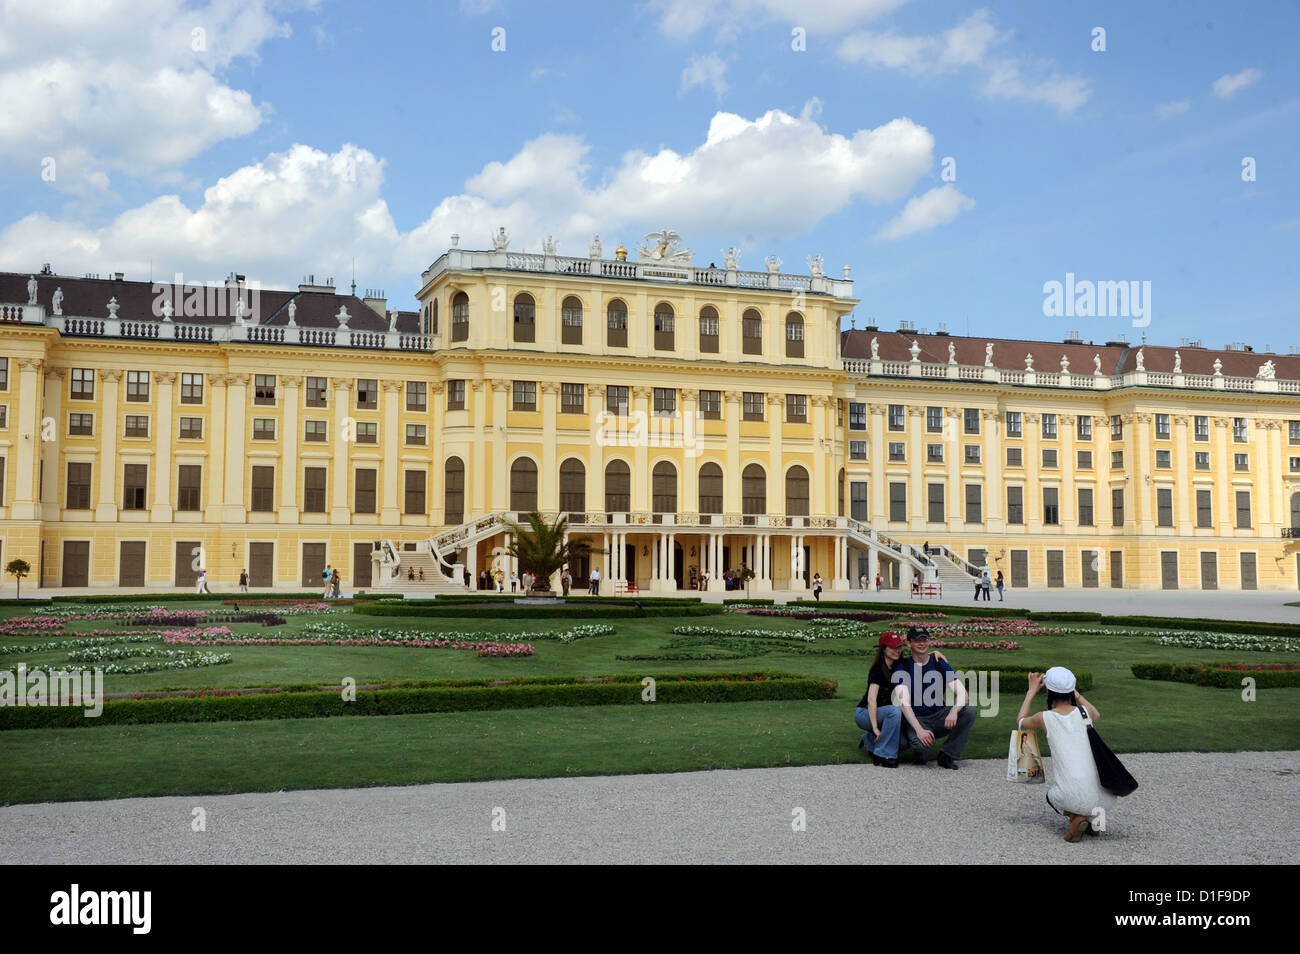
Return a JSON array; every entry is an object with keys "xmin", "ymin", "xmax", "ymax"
[{"xmin": 1, "ymin": 0, "xmax": 1296, "ymax": 348}]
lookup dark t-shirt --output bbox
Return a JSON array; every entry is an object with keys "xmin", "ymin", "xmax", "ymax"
[
  {"xmin": 890, "ymin": 655, "xmax": 957, "ymax": 715},
  {"xmin": 857, "ymin": 660, "xmax": 897, "ymax": 712}
]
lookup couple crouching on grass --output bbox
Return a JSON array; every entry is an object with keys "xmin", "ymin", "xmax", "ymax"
[{"xmin": 854, "ymin": 627, "xmax": 977, "ymax": 769}]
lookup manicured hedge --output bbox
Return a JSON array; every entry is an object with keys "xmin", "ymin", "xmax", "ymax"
[
  {"xmin": 0, "ymin": 670, "xmax": 837, "ymax": 729},
  {"xmin": 1093, "ymin": 616, "xmax": 1299, "ymax": 637},
  {"xmin": 45, "ymin": 591, "xmax": 372, "ymax": 605},
  {"xmin": 788, "ymin": 599, "xmax": 1025, "ymax": 618},
  {"xmin": 974, "ymin": 665, "xmax": 1093, "ymax": 694},
  {"xmin": 427, "ymin": 594, "xmax": 701, "ymax": 606},
  {"xmin": 352, "ymin": 602, "xmax": 725, "ymax": 620},
  {"xmin": 723, "ymin": 598, "xmax": 774, "ymax": 606},
  {"xmin": 1132, "ymin": 662, "xmax": 1300, "ymax": 689},
  {"xmin": 0, "ymin": 599, "xmax": 54, "ymax": 608}
]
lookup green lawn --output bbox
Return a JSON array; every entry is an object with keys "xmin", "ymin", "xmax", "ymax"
[{"xmin": 2, "ymin": 602, "xmax": 1297, "ymax": 804}]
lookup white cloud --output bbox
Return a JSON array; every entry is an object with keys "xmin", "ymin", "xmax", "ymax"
[
  {"xmin": 0, "ymin": 0, "xmax": 292, "ymax": 188},
  {"xmin": 838, "ymin": 9, "xmax": 1090, "ymax": 114},
  {"xmin": 1212, "ymin": 68, "xmax": 1262, "ymax": 99},
  {"xmin": 1, "ymin": 108, "xmax": 944, "ymax": 292},
  {"xmin": 650, "ymin": 0, "xmax": 908, "ymax": 39},
  {"xmin": 680, "ymin": 53, "xmax": 729, "ymax": 97},
  {"xmin": 1155, "ymin": 100, "xmax": 1191, "ymax": 119},
  {"xmin": 874, "ymin": 184, "xmax": 974, "ymax": 240}
]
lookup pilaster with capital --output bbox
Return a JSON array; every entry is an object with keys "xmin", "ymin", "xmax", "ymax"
[
  {"xmin": 95, "ymin": 366, "xmax": 122, "ymax": 520},
  {"xmin": 279, "ymin": 375, "xmax": 302, "ymax": 519},
  {"xmin": 222, "ymin": 372, "xmax": 249, "ymax": 521},
  {"xmin": 330, "ymin": 377, "xmax": 354, "ymax": 521},
  {"xmin": 723, "ymin": 390, "xmax": 741, "ymax": 512},
  {"xmin": 983, "ymin": 409, "xmax": 1003, "ymax": 528},
  {"xmin": 152, "ymin": 371, "xmax": 176, "ymax": 519},
  {"xmin": 11, "ymin": 358, "xmax": 46, "ymax": 518},
  {"xmin": 381, "ymin": 379, "xmax": 403, "ymax": 522}
]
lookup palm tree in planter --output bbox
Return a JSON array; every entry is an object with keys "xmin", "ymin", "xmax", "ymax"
[
  {"xmin": 6, "ymin": 558, "xmax": 31, "ymax": 599},
  {"xmin": 504, "ymin": 511, "xmax": 601, "ymax": 595}
]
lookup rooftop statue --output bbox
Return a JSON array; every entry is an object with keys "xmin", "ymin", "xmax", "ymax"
[
  {"xmin": 51, "ymin": 287, "xmax": 64, "ymax": 316},
  {"xmin": 985, "ymin": 342, "xmax": 994, "ymax": 366},
  {"xmin": 723, "ymin": 247, "xmax": 739, "ymax": 269},
  {"xmin": 491, "ymin": 226, "xmax": 510, "ymax": 251},
  {"xmin": 637, "ymin": 229, "xmax": 693, "ymax": 265},
  {"xmin": 1258, "ymin": 359, "xmax": 1276, "ymax": 380}
]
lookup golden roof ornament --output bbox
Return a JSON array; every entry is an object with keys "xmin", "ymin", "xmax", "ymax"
[{"xmin": 615, "ymin": 241, "xmax": 628, "ymax": 262}]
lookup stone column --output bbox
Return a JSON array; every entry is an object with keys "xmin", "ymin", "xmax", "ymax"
[
  {"xmin": 724, "ymin": 390, "xmax": 742, "ymax": 515},
  {"xmin": 1134, "ymin": 413, "xmax": 1153, "ymax": 533},
  {"xmin": 39, "ymin": 365, "xmax": 63, "ymax": 521},
  {"xmin": 1257, "ymin": 419, "xmax": 1275, "ymax": 534},
  {"xmin": 491, "ymin": 380, "xmax": 509, "ymax": 511},
  {"xmin": 682, "ymin": 390, "xmax": 699, "ymax": 514},
  {"xmin": 208, "ymin": 375, "xmax": 228, "ymax": 511},
  {"xmin": 811, "ymin": 396, "xmax": 829, "ymax": 516},
  {"xmin": 428, "ymin": 382, "xmax": 445, "ymax": 524},
  {"xmin": 540, "ymin": 381, "xmax": 559, "ymax": 511},
  {"xmin": 983, "ymin": 410, "xmax": 1003, "ymax": 530},
  {"xmin": 381, "ymin": 380, "xmax": 402, "ymax": 523},
  {"xmin": 96, "ymin": 368, "xmax": 121, "ymax": 520},
  {"xmin": 908, "ymin": 407, "xmax": 924, "ymax": 530},
  {"xmin": 11, "ymin": 358, "xmax": 43, "ymax": 519},
  {"xmin": 1174, "ymin": 414, "xmax": 1191, "ymax": 530},
  {"xmin": 870, "ymin": 403, "xmax": 887, "ymax": 521},
  {"xmin": 945, "ymin": 408, "xmax": 962, "ymax": 532},
  {"xmin": 277, "ymin": 375, "xmax": 301, "ymax": 521},
  {"xmin": 1214, "ymin": 417, "xmax": 1232, "ymax": 534},
  {"xmin": 588, "ymin": 384, "xmax": 605, "ymax": 520},
  {"xmin": 1024, "ymin": 413, "xmax": 1041, "ymax": 526},
  {"xmin": 767, "ymin": 394, "xmax": 784, "ymax": 519},
  {"xmin": 1060, "ymin": 414, "xmax": 1076, "ymax": 530},
  {"xmin": 330, "ymin": 377, "xmax": 354, "ymax": 522},
  {"xmin": 222, "ymin": 372, "xmax": 249, "ymax": 522},
  {"xmin": 152, "ymin": 372, "xmax": 175, "ymax": 520}
]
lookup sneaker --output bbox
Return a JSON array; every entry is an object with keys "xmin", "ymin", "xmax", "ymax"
[
  {"xmin": 881, "ymin": 758, "xmax": 899, "ymax": 768},
  {"xmin": 937, "ymin": 752, "xmax": 959, "ymax": 770}
]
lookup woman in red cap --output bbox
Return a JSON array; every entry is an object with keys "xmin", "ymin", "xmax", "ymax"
[{"xmin": 854, "ymin": 632, "xmax": 937, "ymax": 767}]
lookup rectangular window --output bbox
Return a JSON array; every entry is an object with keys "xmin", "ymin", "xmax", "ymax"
[
  {"xmin": 850, "ymin": 481, "xmax": 869, "ymax": 521},
  {"xmin": 1235, "ymin": 490, "xmax": 1251, "ymax": 529},
  {"xmin": 69, "ymin": 412, "xmax": 94, "ymax": 436},
  {"xmin": 253, "ymin": 418, "xmax": 276, "ymax": 441},
  {"xmin": 964, "ymin": 444, "xmax": 981, "ymax": 464},
  {"xmin": 123, "ymin": 464, "xmax": 147, "ymax": 510},
  {"xmin": 125, "ymin": 415, "xmax": 149, "ymax": 438},
  {"xmin": 1233, "ymin": 417, "xmax": 1247, "ymax": 442},
  {"xmin": 888, "ymin": 405, "xmax": 905, "ymax": 431},
  {"xmin": 606, "ymin": 386, "xmax": 629, "ymax": 416},
  {"xmin": 405, "ymin": 424, "xmax": 426, "ymax": 445},
  {"xmin": 888, "ymin": 482, "xmax": 907, "ymax": 522},
  {"xmin": 1195, "ymin": 451, "xmax": 1210, "ymax": 470},
  {"xmin": 177, "ymin": 465, "xmax": 202, "ymax": 511},
  {"xmin": 1234, "ymin": 453, "xmax": 1248, "ymax": 472},
  {"xmin": 1007, "ymin": 486, "xmax": 1024, "ymax": 525},
  {"xmin": 71, "ymin": 368, "xmax": 95, "ymax": 400},
  {"xmin": 1156, "ymin": 488, "xmax": 1173, "ymax": 527},
  {"xmin": 1111, "ymin": 450, "xmax": 1124, "ymax": 468},
  {"xmin": 653, "ymin": 388, "xmax": 676, "ymax": 416},
  {"xmin": 1078, "ymin": 488, "xmax": 1094, "ymax": 526},
  {"xmin": 1042, "ymin": 449, "xmax": 1058, "ymax": 469},
  {"xmin": 1042, "ymin": 487, "xmax": 1060, "ymax": 525},
  {"xmin": 849, "ymin": 402, "xmax": 867, "ymax": 430},
  {"xmin": 0, "ymin": 405, "xmax": 5, "ymax": 429},
  {"xmin": 742, "ymin": 392, "xmax": 764, "ymax": 421},
  {"xmin": 850, "ymin": 440, "xmax": 867, "ymax": 461},
  {"xmin": 1196, "ymin": 489, "xmax": 1212, "ymax": 528},
  {"xmin": 181, "ymin": 373, "xmax": 203, "ymax": 404},
  {"xmin": 447, "ymin": 380, "xmax": 466, "ymax": 410},
  {"xmin": 1005, "ymin": 411, "xmax": 1022, "ymax": 438},
  {"xmin": 1077, "ymin": 450, "xmax": 1093, "ymax": 470},
  {"xmin": 303, "ymin": 467, "xmax": 327, "ymax": 513},
  {"xmin": 66, "ymin": 462, "xmax": 92, "ymax": 509},
  {"xmin": 513, "ymin": 381, "xmax": 537, "ymax": 411},
  {"xmin": 699, "ymin": 390, "xmax": 721, "ymax": 420},
  {"xmin": 1041, "ymin": 414, "xmax": 1058, "ymax": 439},
  {"xmin": 179, "ymin": 416, "xmax": 202, "ymax": 439},
  {"xmin": 404, "ymin": 470, "xmax": 426, "ymax": 515},
  {"xmin": 254, "ymin": 374, "xmax": 276, "ymax": 406},
  {"xmin": 926, "ymin": 406, "xmax": 943, "ymax": 433},
  {"xmin": 1290, "ymin": 456, "xmax": 1300, "ymax": 473},
  {"xmin": 964, "ymin": 408, "xmax": 980, "ymax": 435},
  {"xmin": 1289, "ymin": 421, "xmax": 1300, "ymax": 445},
  {"xmin": 304, "ymin": 420, "xmax": 327, "ymax": 442},
  {"xmin": 1155, "ymin": 413, "xmax": 1171, "ymax": 439},
  {"xmin": 251, "ymin": 466, "xmax": 275, "ymax": 512},
  {"xmin": 1195, "ymin": 416, "xmax": 1210, "ymax": 441},
  {"xmin": 927, "ymin": 483, "xmax": 945, "ymax": 523},
  {"xmin": 1155, "ymin": 449, "xmax": 1171, "ymax": 469},
  {"xmin": 306, "ymin": 377, "xmax": 328, "ymax": 408},
  {"xmin": 0, "ymin": 357, "xmax": 6, "ymax": 391},
  {"xmin": 964, "ymin": 484, "xmax": 982, "ymax": 524},
  {"xmin": 1077, "ymin": 416, "xmax": 1092, "ymax": 440},
  {"xmin": 355, "ymin": 469, "xmax": 377, "ymax": 514},
  {"xmin": 1005, "ymin": 446, "xmax": 1024, "ymax": 468},
  {"xmin": 786, "ymin": 394, "xmax": 807, "ymax": 423},
  {"xmin": 888, "ymin": 441, "xmax": 905, "ymax": 462},
  {"xmin": 356, "ymin": 422, "xmax": 377, "ymax": 444},
  {"xmin": 561, "ymin": 383, "xmax": 584, "ymax": 414},
  {"xmin": 1112, "ymin": 487, "xmax": 1125, "ymax": 526},
  {"xmin": 406, "ymin": 381, "xmax": 427, "ymax": 412},
  {"xmin": 1110, "ymin": 415, "xmax": 1123, "ymax": 440},
  {"xmin": 126, "ymin": 370, "xmax": 150, "ymax": 402},
  {"xmin": 357, "ymin": 379, "xmax": 378, "ymax": 410},
  {"xmin": 927, "ymin": 443, "xmax": 943, "ymax": 463}
]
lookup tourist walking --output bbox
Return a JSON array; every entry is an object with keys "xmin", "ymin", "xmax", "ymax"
[
  {"xmin": 322, "ymin": 565, "xmax": 332, "ymax": 599},
  {"xmin": 996, "ymin": 570, "xmax": 1005, "ymax": 601},
  {"xmin": 196, "ymin": 568, "xmax": 210, "ymax": 594},
  {"xmin": 510, "ymin": 571, "xmax": 518, "ymax": 593},
  {"xmin": 589, "ymin": 567, "xmax": 601, "ymax": 595},
  {"xmin": 331, "ymin": 567, "xmax": 341, "ymax": 599},
  {"xmin": 238, "ymin": 569, "xmax": 248, "ymax": 593},
  {"xmin": 418, "ymin": 567, "xmax": 425, "ymax": 582},
  {"xmin": 812, "ymin": 572, "xmax": 823, "ymax": 600},
  {"xmin": 494, "ymin": 568, "xmax": 504, "ymax": 592},
  {"xmin": 980, "ymin": 566, "xmax": 992, "ymax": 601},
  {"xmin": 875, "ymin": 572, "xmax": 882, "ymax": 592},
  {"xmin": 561, "ymin": 570, "xmax": 571, "ymax": 596}
]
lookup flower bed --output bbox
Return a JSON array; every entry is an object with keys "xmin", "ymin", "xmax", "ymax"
[
  {"xmin": 1132, "ymin": 662, "xmax": 1300, "ymax": 689},
  {"xmin": 9, "ymin": 648, "xmax": 232, "ymax": 676},
  {"xmin": 1065, "ymin": 628, "xmax": 1299, "ymax": 652},
  {"xmin": 162, "ymin": 631, "xmax": 535, "ymax": 657}
]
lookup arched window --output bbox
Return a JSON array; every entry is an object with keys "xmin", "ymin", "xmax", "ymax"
[
  {"xmin": 430, "ymin": 298, "xmax": 439, "ymax": 336},
  {"xmin": 444, "ymin": 457, "xmax": 465, "ymax": 526},
  {"xmin": 699, "ymin": 463, "xmax": 723, "ymax": 514},
  {"xmin": 742, "ymin": 309, "xmax": 763, "ymax": 355},
  {"xmin": 699, "ymin": 306, "xmax": 720, "ymax": 353},
  {"xmin": 652, "ymin": 461, "xmax": 677, "ymax": 517},
  {"xmin": 654, "ymin": 302, "xmax": 675, "ymax": 352},
  {"xmin": 451, "ymin": 292, "xmax": 469, "ymax": 342},
  {"xmin": 560, "ymin": 458, "xmax": 586, "ymax": 515},
  {"xmin": 786, "ymin": 465, "xmax": 809, "ymax": 517},
  {"xmin": 742, "ymin": 463, "xmax": 766, "ymax": 524},
  {"xmin": 607, "ymin": 298, "xmax": 628, "ymax": 348},
  {"xmin": 785, "ymin": 312, "xmax": 804, "ymax": 358},
  {"xmin": 561, "ymin": 296, "xmax": 583, "ymax": 345},
  {"xmin": 513, "ymin": 293, "xmax": 536, "ymax": 343},
  {"xmin": 510, "ymin": 457, "xmax": 538, "ymax": 512},
  {"xmin": 604, "ymin": 460, "xmax": 630, "ymax": 513}
]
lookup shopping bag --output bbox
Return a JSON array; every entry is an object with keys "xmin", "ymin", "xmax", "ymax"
[{"xmin": 1006, "ymin": 729, "xmax": 1045, "ymax": 783}]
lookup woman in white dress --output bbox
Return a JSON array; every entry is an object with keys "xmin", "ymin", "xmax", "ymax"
[{"xmin": 1015, "ymin": 667, "xmax": 1115, "ymax": 842}]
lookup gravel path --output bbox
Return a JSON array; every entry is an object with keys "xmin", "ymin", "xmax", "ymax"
[{"xmin": 3, "ymin": 750, "xmax": 1295, "ymax": 864}]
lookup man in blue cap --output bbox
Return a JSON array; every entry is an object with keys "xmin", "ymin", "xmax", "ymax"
[{"xmin": 891, "ymin": 626, "xmax": 978, "ymax": 769}]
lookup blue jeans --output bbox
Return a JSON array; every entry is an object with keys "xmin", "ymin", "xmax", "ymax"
[{"xmin": 854, "ymin": 705, "xmax": 902, "ymax": 759}]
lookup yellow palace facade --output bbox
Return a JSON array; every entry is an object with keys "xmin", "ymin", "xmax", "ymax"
[{"xmin": 1, "ymin": 233, "xmax": 1299, "ymax": 594}]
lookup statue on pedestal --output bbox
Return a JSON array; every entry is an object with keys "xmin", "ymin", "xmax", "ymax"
[
  {"xmin": 870, "ymin": 336, "xmax": 879, "ymax": 360},
  {"xmin": 27, "ymin": 275, "xmax": 37, "ymax": 304},
  {"xmin": 51, "ymin": 287, "xmax": 64, "ymax": 316},
  {"xmin": 491, "ymin": 227, "xmax": 510, "ymax": 251}
]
